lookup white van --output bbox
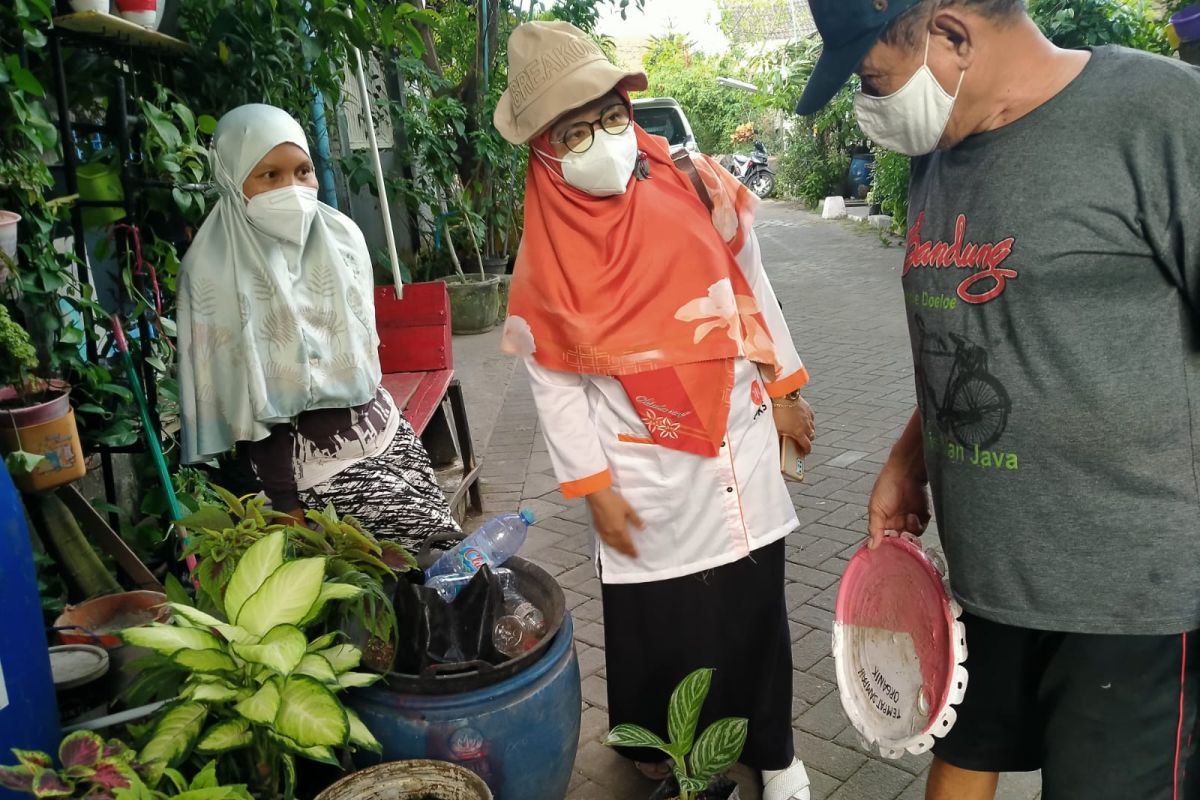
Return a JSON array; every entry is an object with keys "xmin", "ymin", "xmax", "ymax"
[{"xmin": 631, "ymin": 97, "xmax": 699, "ymax": 153}]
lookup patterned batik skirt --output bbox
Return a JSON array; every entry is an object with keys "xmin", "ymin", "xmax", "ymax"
[{"xmin": 300, "ymin": 413, "xmax": 461, "ymax": 551}]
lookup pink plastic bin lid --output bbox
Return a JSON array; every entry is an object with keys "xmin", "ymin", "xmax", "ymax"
[{"xmin": 832, "ymin": 536, "xmax": 967, "ymax": 758}]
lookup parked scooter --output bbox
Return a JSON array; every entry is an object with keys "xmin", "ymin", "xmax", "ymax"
[{"xmin": 726, "ymin": 140, "xmax": 775, "ymax": 199}]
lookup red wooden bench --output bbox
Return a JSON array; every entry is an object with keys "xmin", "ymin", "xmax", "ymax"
[{"xmin": 374, "ymin": 282, "xmax": 483, "ymax": 519}]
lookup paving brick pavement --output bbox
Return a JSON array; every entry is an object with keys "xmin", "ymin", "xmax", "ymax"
[{"xmin": 472, "ymin": 202, "xmax": 1042, "ymax": 800}]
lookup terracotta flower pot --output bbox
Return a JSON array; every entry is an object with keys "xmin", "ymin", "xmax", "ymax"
[{"xmin": 54, "ymin": 590, "xmax": 170, "ymax": 649}]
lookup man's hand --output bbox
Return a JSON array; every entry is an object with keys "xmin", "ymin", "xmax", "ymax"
[
  {"xmin": 773, "ymin": 394, "xmax": 815, "ymax": 457},
  {"xmin": 867, "ymin": 409, "xmax": 931, "ymax": 549},
  {"xmin": 586, "ymin": 487, "xmax": 644, "ymax": 558}
]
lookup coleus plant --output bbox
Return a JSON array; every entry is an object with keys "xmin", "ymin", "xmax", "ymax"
[
  {"xmin": 122, "ymin": 530, "xmax": 383, "ymax": 800},
  {"xmin": 605, "ymin": 669, "xmax": 748, "ymax": 800},
  {"xmin": 0, "ymin": 732, "xmax": 139, "ymax": 800}
]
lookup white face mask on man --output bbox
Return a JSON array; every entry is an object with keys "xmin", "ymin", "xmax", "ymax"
[
  {"xmin": 854, "ymin": 33, "xmax": 966, "ymax": 157},
  {"xmin": 245, "ymin": 184, "xmax": 319, "ymax": 244},
  {"xmin": 536, "ymin": 125, "xmax": 639, "ymax": 197}
]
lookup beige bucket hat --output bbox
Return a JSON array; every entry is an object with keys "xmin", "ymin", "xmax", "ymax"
[{"xmin": 494, "ymin": 21, "xmax": 648, "ymax": 145}]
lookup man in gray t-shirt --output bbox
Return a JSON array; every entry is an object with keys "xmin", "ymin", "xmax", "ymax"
[{"xmin": 798, "ymin": 1, "xmax": 1200, "ymax": 799}]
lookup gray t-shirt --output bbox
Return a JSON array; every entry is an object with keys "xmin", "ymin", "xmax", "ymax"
[{"xmin": 904, "ymin": 46, "xmax": 1200, "ymax": 635}]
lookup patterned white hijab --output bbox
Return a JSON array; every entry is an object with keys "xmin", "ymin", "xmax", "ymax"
[{"xmin": 177, "ymin": 104, "xmax": 381, "ymax": 464}]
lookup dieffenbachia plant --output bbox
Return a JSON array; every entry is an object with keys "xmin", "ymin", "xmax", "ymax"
[
  {"xmin": 604, "ymin": 668, "xmax": 748, "ymax": 800},
  {"xmin": 123, "ymin": 531, "xmax": 382, "ymax": 800}
]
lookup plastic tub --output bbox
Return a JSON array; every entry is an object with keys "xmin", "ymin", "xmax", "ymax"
[
  {"xmin": 1171, "ymin": 6, "xmax": 1200, "ymax": 42},
  {"xmin": 0, "ymin": 381, "xmax": 87, "ymax": 492},
  {"xmin": 76, "ymin": 161, "xmax": 126, "ymax": 228}
]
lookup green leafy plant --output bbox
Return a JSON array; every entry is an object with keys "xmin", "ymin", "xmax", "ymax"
[
  {"xmin": 137, "ymin": 87, "xmax": 215, "ymax": 225},
  {"xmin": 605, "ymin": 668, "xmax": 748, "ymax": 800},
  {"xmin": 0, "ymin": 731, "xmax": 143, "ymax": 800},
  {"xmin": 0, "ymin": 301, "xmax": 48, "ymax": 475},
  {"xmin": 0, "ymin": 734, "xmax": 248, "ymax": 800},
  {"xmin": 33, "ymin": 548, "xmax": 68, "ymax": 625},
  {"xmin": 866, "ymin": 147, "xmax": 911, "ymax": 235},
  {"xmin": 1030, "ymin": 0, "xmax": 1171, "ymax": 54},
  {"xmin": 639, "ymin": 33, "xmax": 757, "ymax": 154},
  {"xmin": 114, "ymin": 761, "xmax": 250, "ymax": 800},
  {"xmin": 123, "ymin": 530, "xmax": 382, "ymax": 800},
  {"xmin": 179, "ymin": 487, "xmax": 412, "ymax": 647},
  {"xmin": 0, "ymin": 300, "xmax": 38, "ymax": 392}
]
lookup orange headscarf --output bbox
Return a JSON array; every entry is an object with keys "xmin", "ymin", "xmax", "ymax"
[{"xmin": 501, "ymin": 119, "xmax": 779, "ymax": 457}]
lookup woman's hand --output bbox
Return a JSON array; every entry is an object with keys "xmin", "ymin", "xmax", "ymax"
[
  {"xmin": 585, "ymin": 487, "xmax": 645, "ymax": 558},
  {"xmin": 773, "ymin": 394, "xmax": 815, "ymax": 457}
]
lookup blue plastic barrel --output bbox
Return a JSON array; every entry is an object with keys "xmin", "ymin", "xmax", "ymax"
[
  {"xmin": 351, "ymin": 614, "xmax": 582, "ymax": 800},
  {"xmin": 848, "ymin": 153, "xmax": 875, "ymax": 200},
  {"xmin": 0, "ymin": 469, "xmax": 60, "ymax": 788}
]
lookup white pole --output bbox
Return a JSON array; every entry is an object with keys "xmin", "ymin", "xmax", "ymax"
[{"xmin": 347, "ymin": 11, "xmax": 403, "ymax": 298}]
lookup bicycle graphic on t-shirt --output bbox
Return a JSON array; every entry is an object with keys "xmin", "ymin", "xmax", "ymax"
[{"xmin": 913, "ymin": 314, "xmax": 1012, "ymax": 448}]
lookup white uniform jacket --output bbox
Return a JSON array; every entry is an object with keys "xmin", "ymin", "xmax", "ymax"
[{"xmin": 525, "ymin": 229, "xmax": 808, "ymax": 584}]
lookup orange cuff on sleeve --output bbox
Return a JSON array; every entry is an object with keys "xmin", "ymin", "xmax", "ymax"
[
  {"xmin": 765, "ymin": 367, "xmax": 810, "ymax": 398},
  {"xmin": 560, "ymin": 469, "xmax": 613, "ymax": 499}
]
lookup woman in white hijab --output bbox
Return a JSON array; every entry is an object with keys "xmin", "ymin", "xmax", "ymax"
[{"xmin": 177, "ymin": 104, "xmax": 459, "ymax": 546}]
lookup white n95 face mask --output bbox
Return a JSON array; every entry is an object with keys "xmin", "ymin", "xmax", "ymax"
[
  {"xmin": 854, "ymin": 33, "xmax": 965, "ymax": 157},
  {"xmin": 536, "ymin": 126, "xmax": 639, "ymax": 197},
  {"xmin": 246, "ymin": 185, "xmax": 319, "ymax": 244}
]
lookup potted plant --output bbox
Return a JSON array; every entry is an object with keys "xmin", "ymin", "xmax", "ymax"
[
  {"xmin": 0, "ymin": 303, "xmax": 87, "ymax": 491},
  {"xmin": 122, "ymin": 530, "xmax": 384, "ymax": 800},
  {"xmin": 0, "ymin": 731, "xmax": 252, "ymax": 800},
  {"xmin": 605, "ymin": 668, "xmax": 747, "ymax": 800},
  {"xmin": 439, "ymin": 188, "xmax": 500, "ymax": 336}
]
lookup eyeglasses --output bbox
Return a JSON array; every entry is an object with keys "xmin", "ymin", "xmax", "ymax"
[{"xmin": 551, "ymin": 103, "xmax": 632, "ymax": 154}]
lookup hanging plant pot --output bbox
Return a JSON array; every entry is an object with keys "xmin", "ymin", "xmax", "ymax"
[
  {"xmin": 443, "ymin": 275, "xmax": 500, "ymax": 336},
  {"xmin": 76, "ymin": 161, "xmax": 125, "ymax": 229},
  {"xmin": 315, "ymin": 760, "xmax": 493, "ymax": 800},
  {"xmin": 0, "ymin": 380, "xmax": 87, "ymax": 493},
  {"xmin": 496, "ymin": 275, "xmax": 512, "ymax": 325},
  {"xmin": 0, "ymin": 210, "xmax": 19, "ymax": 284},
  {"xmin": 113, "ymin": 0, "xmax": 157, "ymax": 28},
  {"xmin": 69, "ymin": 0, "xmax": 110, "ymax": 12},
  {"xmin": 482, "ymin": 255, "xmax": 508, "ymax": 276}
]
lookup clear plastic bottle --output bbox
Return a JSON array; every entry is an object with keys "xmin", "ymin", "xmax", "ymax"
[
  {"xmin": 493, "ymin": 584, "xmax": 547, "ymax": 658},
  {"xmin": 425, "ymin": 567, "xmax": 517, "ymax": 603},
  {"xmin": 423, "ymin": 510, "xmax": 535, "ymax": 592}
]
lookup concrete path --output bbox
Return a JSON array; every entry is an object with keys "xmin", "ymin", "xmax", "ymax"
[{"xmin": 453, "ymin": 201, "xmax": 1042, "ymax": 800}]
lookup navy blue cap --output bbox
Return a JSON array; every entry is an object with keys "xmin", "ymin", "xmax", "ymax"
[{"xmin": 794, "ymin": 0, "xmax": 925, "ymax": 116}]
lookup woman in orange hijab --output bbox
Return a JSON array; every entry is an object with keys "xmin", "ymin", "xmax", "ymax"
[{"xmin": 495, "ymin": 22, "xmax": 814, "ymax": 800}]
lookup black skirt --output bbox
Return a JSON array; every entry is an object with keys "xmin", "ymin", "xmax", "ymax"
[{"xmin": 601, "ymin": 538, "xmax": 795, "ymax": 771}]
